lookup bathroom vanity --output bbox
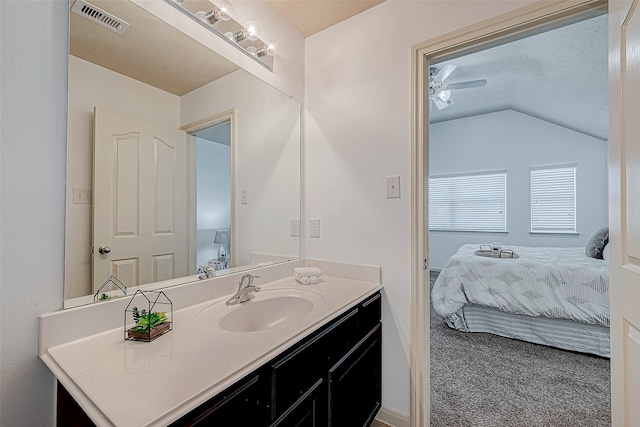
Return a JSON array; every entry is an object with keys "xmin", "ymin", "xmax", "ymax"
[{"xmin": 40, "ymin": 261, "xmax": 382, "ymax": 426}]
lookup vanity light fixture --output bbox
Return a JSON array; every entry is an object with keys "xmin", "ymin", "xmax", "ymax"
[{"xmin": 164, "ymin": 0, "xmax": 275, "ymax": 70}]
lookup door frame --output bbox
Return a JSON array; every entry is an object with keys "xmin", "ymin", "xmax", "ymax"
[
  {"xmin": 182, "ymin": 109, "xmax": 237, "ymax": 269},
  {"xmin": 409, "ymin": 1, "xmax": 607, "ymax": 425}
]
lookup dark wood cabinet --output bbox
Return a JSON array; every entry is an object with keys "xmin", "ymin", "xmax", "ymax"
[
  {"xmin": 328, "ymin": 324, "xmax": 382, "ymax": 427},
  {"xmin": 58, "ymin": 291, "xmax": 382, "ymax": 427}
]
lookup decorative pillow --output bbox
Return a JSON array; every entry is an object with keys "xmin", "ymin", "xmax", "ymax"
[
  {"xmin": 602, "ymin": 244, "xmax": 609, "ymax": 261},
  {"xmin": 586, "ymin": 227, "xmax": 609, "ymax": 259}
]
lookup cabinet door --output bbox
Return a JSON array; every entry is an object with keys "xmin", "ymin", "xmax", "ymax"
[
  {"xmin": 328, "ymin": 324, "xmax": 382, "ymax": 427},
  {"xmin": 271, "ymin": 309, "xmax": 358, "ymax": 419},
  {"xmin": 170, "ymin": 375, "xmax": 267, "ymax": 426},
  {"xmin": 270, "ymin": 379, "xmax": 323, "ymax": 427}
]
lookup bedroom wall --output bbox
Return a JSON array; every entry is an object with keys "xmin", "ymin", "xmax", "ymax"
[
  {"xmin": 304, "ymin": 0, "xmax": 538, "ymax": 417},
  {"xmin": 428, "ymin": 110, "xmax": 608, "ymax": 269}
]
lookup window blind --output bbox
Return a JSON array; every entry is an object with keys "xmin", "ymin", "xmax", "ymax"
[
  {"xmin": 429, "ymin": 171, "xmax": 507, "ymax": 232},
  {"xmin": 530, "ymin": 166, "xmax": 576, "ymax": 233}
]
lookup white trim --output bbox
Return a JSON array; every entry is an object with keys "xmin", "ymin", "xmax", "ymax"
[
  {"xmin": 410, "ymin": 1, "xmax": 606, "ymax": 426},
  {"xmin": 376, "ymin": 406, "xmax": 411, "ymax": 427}
]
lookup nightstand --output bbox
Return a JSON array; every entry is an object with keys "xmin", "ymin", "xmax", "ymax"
[{"xmin": 207, "ymin": 259, "xmax": 230, "ymax": 270}]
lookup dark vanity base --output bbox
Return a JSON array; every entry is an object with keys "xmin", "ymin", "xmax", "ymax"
[{"xmin": 58, "ymin": 291, "xmax": 382, "ymax": 427}]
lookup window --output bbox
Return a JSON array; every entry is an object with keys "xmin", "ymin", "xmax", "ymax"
[
  {"xmin": 429, "ymin": 171, "xmax": 507, "ymax": 232},
  {"xmin": 530, "ymin": 166, "xmax": 576, "ymax": 233}
]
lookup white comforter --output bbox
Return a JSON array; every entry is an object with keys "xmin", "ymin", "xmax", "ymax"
[{"xmin": 431, "ymin": 244, "xmax": 610, "ymax": 327}]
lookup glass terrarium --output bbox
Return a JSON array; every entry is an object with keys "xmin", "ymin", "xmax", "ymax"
[{"xmin": 124, "ymin": 290, "xmax": 173, "ymax": 342}]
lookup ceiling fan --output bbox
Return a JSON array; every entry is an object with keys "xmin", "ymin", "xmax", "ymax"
[{"xmin": 429, "ymin": 64, "xmax": 487, "ymax": 110}]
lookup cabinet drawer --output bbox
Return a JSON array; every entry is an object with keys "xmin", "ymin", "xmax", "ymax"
[
  {"xmin": 170, "ymin": 374, "xmax": 268, "ymax": 426},
  {"xmin": 271, "ymin": 308, "xmax": 358, "ymax": 419},
  {"xmin": 358, "ymin": 292, "xmax": 381, "ymax": 337}
]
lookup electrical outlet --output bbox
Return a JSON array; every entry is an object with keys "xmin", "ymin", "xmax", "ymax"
[
  {"xmin": 290, "ymin": 219, "xmax": 300, "ymax": 237},
  {"xmin": 73, "ymin": 188, "xmax": 92, "ymax": 204},
  {"xmin": 310, "ymin": 218, "xmax": 320, "ymax": 238},
  {"xmin": 241, "ymin": 189, "xmax": 248, "ymax": 204},
  {"xmin": 386, "ymin": 176, "xmax": 400, "ymax": 199}
]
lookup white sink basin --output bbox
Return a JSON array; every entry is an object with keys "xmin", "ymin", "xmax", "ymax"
[{"xmin": 195, "ymin": 288, "xmax": 326, "ymax": 333}]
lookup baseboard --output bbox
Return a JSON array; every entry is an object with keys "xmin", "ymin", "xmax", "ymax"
[{"xmin": 376, "ymin": 406, "xmax": 410, "ymax": 427}]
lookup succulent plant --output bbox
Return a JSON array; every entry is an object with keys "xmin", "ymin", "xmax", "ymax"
[{"xmin": 131, "ymin": 309, "xmax": 168, "ymax": 334}]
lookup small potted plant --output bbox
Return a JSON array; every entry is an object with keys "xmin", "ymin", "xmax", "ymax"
[{"xmin": 124, "ymin": 290, "xmax": 173, "ymax": 342}]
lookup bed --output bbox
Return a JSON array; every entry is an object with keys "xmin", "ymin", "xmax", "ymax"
[{"xmin": 431, "ymin": 243, "xmax": 610, "ymax": 357}]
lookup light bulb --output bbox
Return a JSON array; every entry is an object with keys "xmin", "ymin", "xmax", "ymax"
[
  {"xmin": 199, "ymin": 1, "xmax": 234, "ymax": 25},
  {"xmin": 233, "ymin": 21, "xmax": 261, "ymax": 43},
  {"xmin": 252, "ymin": 39, "xmax": 277, "ymax": 57},
  {"xmin": 215, "ymin": 0, "xmax": 234, "ymax": 19},
  {"xmin": 243, "ymin": 21, "xmax": 261, "ymax": 41},
  {"xmin": 437, "ymin": 89, "xmax": 451, "ymax": 102},
  {"xmin": 263, "ymin": 38, "xmax": 277, "ymax": 56}
]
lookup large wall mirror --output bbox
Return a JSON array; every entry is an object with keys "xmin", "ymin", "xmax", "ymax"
[{"xmin": 64, "ymin": 0, "xmax": 301, "ymax": 307}]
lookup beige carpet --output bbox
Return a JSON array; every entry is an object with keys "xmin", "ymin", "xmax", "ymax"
[{"xmin": 430, "ymin": 271, "xmax": 611, "ymax": 426}]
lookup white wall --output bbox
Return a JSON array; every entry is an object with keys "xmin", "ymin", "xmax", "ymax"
[
  {"xmin": 428, "ymin": 110, "xmax": 608, "ymax": 268},
  {"xmin": 196, "ymin": 138, "xmax": 231, "ymax": 267},
  {"xmin": 0, "ymin": 0, "xmax": 302, "ymax": 424},
  {"xmin": 304, "ymin": 0, "xmax": 538, "ymax": 416},
  {"xmin": 65, "ymin": 56, "xmax": 180, "ymax": 299},
  {"xmin": 181, "ymin": 70, "xmax": 302, "ymax": 266},
  {"xmin": 0, "ymin": 1, "xmax": 68, "ymax": 425}
]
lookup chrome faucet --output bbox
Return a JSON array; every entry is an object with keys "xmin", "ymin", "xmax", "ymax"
[
  {"xmin": 198, "ymin": 265, "xmax": 216, "ymax": 280},
  {"xmin": 226, "ymin": 274, "xmax": 260, "ymax": 305}
]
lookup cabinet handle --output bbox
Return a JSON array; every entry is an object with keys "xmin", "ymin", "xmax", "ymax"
[{"xmin": 362, "ymin": 293, "xmax": 381, "ymax": 307}]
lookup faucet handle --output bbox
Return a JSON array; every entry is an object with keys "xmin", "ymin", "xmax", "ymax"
[
  {"xmin": 198, "ymin": 265, "xmax": 215, "ymax": 279},
  {"xmin": 240, "ymin": 273, "xmax": 260, "ymax": 287}
]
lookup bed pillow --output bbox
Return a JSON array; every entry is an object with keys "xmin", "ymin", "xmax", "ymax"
[
  {"xmin": 602, "ymin": 244, "xmax": 609, "ymax": 261},
  {"xmin": 586, "ymin": 227, "xmax": 609, "ymax": 259}
]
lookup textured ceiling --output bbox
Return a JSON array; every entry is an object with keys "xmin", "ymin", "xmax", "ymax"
[
  {"xmin": 266, "ymin": 0, "xmax": 385, "ymax": 37},
  {"xmin": 429, "ymin": 14, "xmax": 608, "ymax": 141}
]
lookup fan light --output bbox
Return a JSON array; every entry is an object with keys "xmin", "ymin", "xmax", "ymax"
[{"xmin": 437, "ymin": 89, "xmax": 451, "ymax": 102}]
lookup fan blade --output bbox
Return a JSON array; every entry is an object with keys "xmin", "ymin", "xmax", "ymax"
[
  {"xmin": 446, "ymin": 79, "xmax": 487, "ymax": 90},
  {"xmin": 432, "ymin": 64, "xmax": 456, "ymax": 85}
]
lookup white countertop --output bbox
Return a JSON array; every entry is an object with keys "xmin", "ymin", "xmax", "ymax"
[{"xmin": 42, "ymin": 275, "xmax": 381, "ymax": 426}]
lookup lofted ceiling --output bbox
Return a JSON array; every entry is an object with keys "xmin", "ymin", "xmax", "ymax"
[{"xmin": 429, "ymin": 14, "xmax": 608, "ymax": 141}]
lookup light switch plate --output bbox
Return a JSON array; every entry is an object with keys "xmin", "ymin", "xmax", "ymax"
[
  {"xmin": 241, "ymin": 189, "xmax": 248, "ymax": 204},
  {"xmin": 310, "ymin": 218, "xmax": 320, "ymax": 238},
  {"xmin": 73, "ymin": 188, "xmax": 92, "ymax": 204},
  {"xmin": 290, "ymin": 219, "xmax": 300, "ymax": 237},
  {"xmin": 386, "ymin": 176, "xmax": 400, "ymax": 199}
]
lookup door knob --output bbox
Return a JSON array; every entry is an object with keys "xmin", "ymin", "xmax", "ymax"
[{"xmin": 98, "ymin": 246, "xmax": 111, "ymax": 254}]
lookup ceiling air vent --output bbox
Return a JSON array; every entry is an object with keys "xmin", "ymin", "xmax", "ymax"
[{"xmin": 71, "ymin": 0, "xmax": 130, "ymax": 35}]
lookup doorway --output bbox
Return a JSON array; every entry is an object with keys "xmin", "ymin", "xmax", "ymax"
[
  {"xmin": 427, "ymin": 13, "xmax": 609, "ymax": 424},
  {"xmin": 193, "ymin": 120, "xmax": 232, "ymax": 270},
  {"xmin": 409, "ymin": 1, "xmax": 609, "ymax": 425}
]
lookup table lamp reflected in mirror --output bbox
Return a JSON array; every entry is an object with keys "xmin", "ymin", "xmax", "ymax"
[{"xmin": 213, "ymin": 229, "xmax": 230, "ymax": 261}]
